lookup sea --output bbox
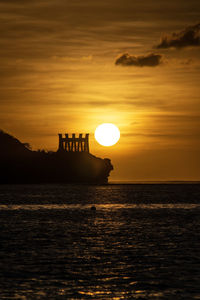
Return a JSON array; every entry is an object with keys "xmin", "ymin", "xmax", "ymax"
[{"xmin": 0, "ymin": 183, "xmax": 199, "ymax": 299}]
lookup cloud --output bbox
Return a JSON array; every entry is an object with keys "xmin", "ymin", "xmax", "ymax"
[
  {"xmin": 156, "ymin": 23, "xmax": 200, "ymax": 49},
  {"xmin": 115, "ymin": 53, "xmax": 162, "ymax": 67}
]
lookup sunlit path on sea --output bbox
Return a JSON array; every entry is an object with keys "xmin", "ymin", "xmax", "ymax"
[{"xmin": 0, "ymin": 203, "xmax": 200, "ymax": 211}]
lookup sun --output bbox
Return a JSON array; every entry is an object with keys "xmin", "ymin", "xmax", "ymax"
[{"xmin": 95, "ymin": 123, "xmax": 120, "ymax": 146}]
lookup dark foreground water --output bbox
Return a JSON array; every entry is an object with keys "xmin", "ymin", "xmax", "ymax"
[{"xmin": 0, "ymin": 184, "xmax": 200, "ymax": 299}]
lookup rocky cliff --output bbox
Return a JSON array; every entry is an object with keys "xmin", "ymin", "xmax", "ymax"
[{"xmin": 0, "ymin": 130, "xmax": 113, "ymax": 184}]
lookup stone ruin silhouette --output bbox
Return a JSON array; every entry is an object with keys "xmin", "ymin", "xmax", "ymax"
[{"xmin": 58, "ymin": 133, "xmax": 89, "ymax": 152}]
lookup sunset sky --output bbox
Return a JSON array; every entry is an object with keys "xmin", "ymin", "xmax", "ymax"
[{"xmin": 0, "ymin": 0, "xmax": 200, "ymax": 181}]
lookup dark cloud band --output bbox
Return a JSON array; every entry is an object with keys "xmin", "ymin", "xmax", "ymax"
[
  {"xmin": 156, "ymin": 23, "xmax": 200, "ymax": 49},
  {"xmin": 115, "ymin": 53, "xmax": 162, "ymax": 67}
]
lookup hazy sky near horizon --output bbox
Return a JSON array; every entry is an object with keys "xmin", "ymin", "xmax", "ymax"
[{"xmin": 0, "ymin": 0, "xmax": 200, "ymax": 180}]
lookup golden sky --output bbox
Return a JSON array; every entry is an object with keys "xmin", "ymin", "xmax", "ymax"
[{"xmin": 0, "ymin": 0, "xmax": 200, "ymax": 181}]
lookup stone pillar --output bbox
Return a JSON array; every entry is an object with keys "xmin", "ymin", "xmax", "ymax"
[
  {"xmin": 79, "ymin": 134, "xmax": 82, "ymax": 152},
  {"xmin": 65, "ymin": 134, "xmax": 69, "ymax": 151},
  {"xmin": 72, "ymin": 133, "xmax": 76, "ymax": 151},
  {"xmin": 58, "ymin": 134, "xmax": 63, "ymax": 150},
  {"xmin": 85, "ymin": 134, "xmax": 89, "ymax": 152}
]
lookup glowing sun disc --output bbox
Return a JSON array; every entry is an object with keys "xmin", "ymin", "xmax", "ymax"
[{"xmin": 95, "ymin": 123, "xmax": 120, "ymax": 146}]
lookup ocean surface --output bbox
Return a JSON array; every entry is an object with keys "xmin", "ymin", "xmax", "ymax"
[{"xmin": 0, "ymin": 183, "xmax": 200, "ymax": 299}]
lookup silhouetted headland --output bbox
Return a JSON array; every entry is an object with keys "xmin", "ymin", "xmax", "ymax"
[{"xmin": 0, "ymin": 130, "xmax": 113, "ymax": 184}]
